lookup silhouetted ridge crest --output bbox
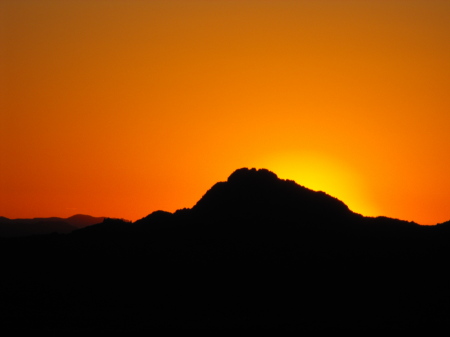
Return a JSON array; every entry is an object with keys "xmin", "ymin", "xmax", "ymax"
[
  {"xmin": 227, "ymin": 167, "xmax": 279, "ymax": 184},
  {"xmin": 192, "ymin": 168, "xmax": 354, "ymax": 224}
]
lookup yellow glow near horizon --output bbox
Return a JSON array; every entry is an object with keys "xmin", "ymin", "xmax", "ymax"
[{"xmin": 259, "ymin": 152, "xmax": 380, "ymax": 218}]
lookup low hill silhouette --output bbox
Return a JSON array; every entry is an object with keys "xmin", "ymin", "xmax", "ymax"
[{"xmin": 1, "ymin": 168, "xmax": 450, "ymax": 330}]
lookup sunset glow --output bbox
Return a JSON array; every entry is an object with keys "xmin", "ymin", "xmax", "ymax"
[
  {"xmin": 2, "ymin": 1, "xmax": 450, "ymax": 225},
  {"xmin": 258, "ymin": 152, "xmax": 379, "ymax": 218}
]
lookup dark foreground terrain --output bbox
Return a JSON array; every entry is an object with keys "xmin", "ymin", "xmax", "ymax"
[{"xmin": 2, "ymin": 168, "xmax": 450, "ymax": 330}]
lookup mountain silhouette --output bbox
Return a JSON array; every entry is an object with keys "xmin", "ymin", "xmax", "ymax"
[
  {"xmin": 1, "ymin": 168, "xmax": 450, "ymax": 331},
  {"xmin": 191, "ymin": 168, "xmax": 356, "ymax": 222},
  {"xmin": 132, "ymin": 168, "xmax": 421, "ymax": 253},
  {"xmin": 0, "ymin": 214, "xmax": 105, "ymax": 237}
]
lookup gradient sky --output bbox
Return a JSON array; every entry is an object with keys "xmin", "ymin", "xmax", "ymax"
[{"xmin": 1, "ymin": 1, "xmax": 450, "ymax": 225}]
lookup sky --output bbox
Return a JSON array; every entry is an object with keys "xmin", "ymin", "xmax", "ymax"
[{"xmin": 1, "ymin": 1, "xmax": 450, "ymax": 225}]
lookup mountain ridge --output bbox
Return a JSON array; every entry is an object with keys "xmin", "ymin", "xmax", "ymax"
[
  {"xmin": 0, "ymin": 168, "xmax": 435, "ymax": 238},
  {"xmin": 133, "ymin": 168, "xmax": 421, "ymax": 232},
  {"xmin": 1, "ymin": 168, "xmax": 450, "ymax": 330},
  {"xmin": 0, "ymin": 214, "xmax": 105, "ymax": 237}
]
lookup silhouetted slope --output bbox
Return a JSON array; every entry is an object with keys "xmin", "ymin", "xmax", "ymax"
[
  {"xmin": 1, "ymin": 168, "xmax": 450, "ymax": 331},
  {"xmin": 436, "ymin": 219, "xmax": 450, "ymax": 228}
]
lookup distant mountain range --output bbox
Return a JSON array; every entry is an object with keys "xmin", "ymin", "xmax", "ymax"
[
  {"xmin": 0, "ymin": 214, "xmax": 105, "ymax": 237},
  {"xmin": 2, "ymin": 168, "xmax": 450, "ymax": 331}
]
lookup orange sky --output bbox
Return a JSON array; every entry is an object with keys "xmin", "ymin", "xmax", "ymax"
[{"xmin": 1, "ymin": 1, "xmax": 450, "ymax": 225}]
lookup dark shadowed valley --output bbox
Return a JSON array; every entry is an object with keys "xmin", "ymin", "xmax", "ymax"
[{"xmin": 2, "ymin": 168, "xmax": 450, "ymax": 331}]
